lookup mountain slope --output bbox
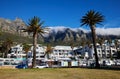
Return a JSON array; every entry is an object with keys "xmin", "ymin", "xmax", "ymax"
[
  {"xmin": 0, "ymin": 18, "xmax": 120, "ymax": 45},
  {"xmin": 44, "ymin": 28, "xmax": 87, "ymax": 43},
  {"xmin": 0, "ymin": 18, "xmax": 27, "ymax": 36}
]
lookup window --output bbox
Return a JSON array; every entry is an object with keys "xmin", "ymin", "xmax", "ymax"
[
  {"xmin": 59, "ymin": 53, "xmax": 62, "ymax": 55},
  {"xmin": 40, "ymin": 56, "xmax": 44, "ymax": 58},
  {"xmin": 107, "ymin": 50, "xmax": 110, "ymax": 53},
  {"xmin": 102, "ymin": 50, "xmax": 105, "ymax": 52},
  {"xmin": 54, "ymin": 50, "xmax": 57, "ymax": 52},
  {"xmin": 59, "ymin": 50, "xmax": 61, "ymax": 52},
  {"xmin": 36, "ymin": 52, "xmax": 39, "ymax": 54},
  {"xmin": 98, "ymin": 50, "xmax": 101, "ymax": 52},
  {"xmin": 41, "ymin": 52, "xmax": 44, "ymax": 54},
  {"xmin": 55, "ymin": 53, "xmax": 58, "ymax": 55},
  {"xmin": 36, "ymin": 56, "xmax": 39, "ymax": 58},
  {"xmin": 112, "ymin": 50, "xmax": 115, "ymax": 53}
]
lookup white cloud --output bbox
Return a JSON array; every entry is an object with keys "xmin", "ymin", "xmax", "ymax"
[
  {"xmin": 48, "ymin": 26, "xmax": 90, "ymax": 33},
  {"xmin": 48, "ymin": 26, "xmax": 68, "ymax": 33},
  {"xmin": 96, "ymin": 27, "xmax": 120, "ymax": 35},
  {"xmin": 78, "ymin": 27, "xmax": 90, "ymax": 33},
  {"xmin": 47, "ymin": 26, "xmax": 120, "ymax": 36}
]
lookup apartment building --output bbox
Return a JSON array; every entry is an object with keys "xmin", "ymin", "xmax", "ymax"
[
  {"xmin": 30, "ymin": 44, "xmax": 46, "ymax": 60},
  {"xmin": 7, "ymin": 41, "xmax": 118, "ymax": 63},
  {"xmin": 51, "ymin": 46, "xmax": 73, "ymax": 61},
  {"xmin": 90, "ymin": 43, "xmax": 117, "ymax": 59},
  {"xmin": 7, "ymin": 44, "xmax": 26, "ymax": 58}
]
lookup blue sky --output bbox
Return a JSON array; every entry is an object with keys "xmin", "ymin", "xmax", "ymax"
[{"xmin": 0, "ymin": 0, "xmax": 120, "ymax": 29}]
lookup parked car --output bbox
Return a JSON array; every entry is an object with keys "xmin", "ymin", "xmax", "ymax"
[
  {"xmin": 15, "ymin": 64, "xmax": 28, "ymax": 69},
  {"xmin": 103, "ymin": 60, "xmax": 115, "ymax": 66},
  {"xmin": 35, "ymin": 63, "xmax": 48, "ymax": 68},
  {"xmin": 116, "ymin": 60, "xmax": 120, "ymax": 66}
]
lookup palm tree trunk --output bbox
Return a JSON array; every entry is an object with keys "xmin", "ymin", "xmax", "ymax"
[
  {"xmin": 109, "ymin": 46, "xmax": 112, "ymax": 59},
  {"xmin": 4, "ymin": 46, "xmax": 9, "ymax": 58},
  {"xmin": 32, "ymin": 32, "xmax": 37, "ymax": 68},
  {"xmin": 26, "ymin": 53, "xmax": 28, "ymax": 68},
  {"xmin": 2, "ymin": 53, "xmax": 5, "ymax": 58},
  {"xmin": 91, "ymin": 26, "xmax": 100, "ymax": 68}
]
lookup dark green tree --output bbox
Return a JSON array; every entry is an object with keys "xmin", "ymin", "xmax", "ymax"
[{"xmin": 1, "ymin": 38, "xmax": 13, "ymax": 58}]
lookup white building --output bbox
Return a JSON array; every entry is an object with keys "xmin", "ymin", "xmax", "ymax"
[
  {"xmin": 29, "ymin": 44, "xmax": 46, "ymax": 60},
  {"xmin": 6, "ymin": 41, "xmax": 118, "ymax": 67},
  {"xmin": 7, "ymin": 44, "xmax": 26, "ymax": 58},
  {"xmin": 88, "ymin": 42, "xmax": 117, "ymax": 59},
  {"xmin": 51, "ymin": 46, "xmax": 74, "ymax": 61}
]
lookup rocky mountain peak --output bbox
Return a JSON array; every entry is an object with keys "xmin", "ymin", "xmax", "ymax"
[{"xmin": 0, "ymin": 18, "xmax": 27, "ymax": 36}]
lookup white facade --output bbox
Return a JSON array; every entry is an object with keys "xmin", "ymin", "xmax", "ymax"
[
  {"xmin": 30, "ymin": 44, "xmax": 46, "ymax": 60},
  {"xmin": 7, "ymin": 44, "xmax": 26, "ymax": 58},
  {"xmin": 7, "ymin": 41, "xmax": 118, "ymax": 62},
  {"xmin": 89, "ymin": 42, "xmax": 117, "ymax": 59},
  {"xmin": 51, "ymin": 46, "xmax": 73, "ymax": 61}
]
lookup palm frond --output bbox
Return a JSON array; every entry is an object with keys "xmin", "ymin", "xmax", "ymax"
[{"xmin": 81, "ymin": 10, "xmax": 104, "ymax": 27}]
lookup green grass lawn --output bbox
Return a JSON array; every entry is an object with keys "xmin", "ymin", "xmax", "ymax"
[{"xmin": 0, "ymin": 68, "xmax": 120, "ymax": 79}]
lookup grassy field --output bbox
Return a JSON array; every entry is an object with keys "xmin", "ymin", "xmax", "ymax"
[{"xmin": 0, "ymin": 68, "xmax": 120, "ymax": 79}]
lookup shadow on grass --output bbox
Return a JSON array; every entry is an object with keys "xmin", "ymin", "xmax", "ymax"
[{"xmin": 86, "ymin": 66, "xmax": 120, "ymax": 71}]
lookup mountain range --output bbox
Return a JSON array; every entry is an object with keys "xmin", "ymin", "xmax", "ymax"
[{"xmin": 0, "ymin": 18, "xmax": 119, "ymax": 45}]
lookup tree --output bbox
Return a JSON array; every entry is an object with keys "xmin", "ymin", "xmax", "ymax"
[
  {"xmin": 23, "ymin": 16, "xmax": 47, "ymax": 68},
  {"xmin": 23, "ymin": 43, "xmax": 31, "ymax": 67},
  {"xmin": 117, "ymin": 51, "xmax": 120, "ymax": 59},
  {"xmin": 45, "ymin": 44, "xmax": 53, "ymax": 59},
  {"xmin": 1, "ymin": 38, "xmax": 13, "ymax": 58},
  {"xmin": 81, "ymin": 10, "xmax": 104, "ymax": 68},
  {"xmin": 107, "ymin": 39, "xmax": 112, "ymax": 59},
  {"xmin": 97, "ymin": 38, "xmax": 105, "ymax": 58},
  {"xmin": 45, "ymin": 44, "xmax": 53, "ymax": 67},
  {"xmin": 115, "ymin": 39, "xmax": 119, "ymax": 51},
  {"xmin": 70, "ymin": 42, "xmax": 76, "ymax": 60}
]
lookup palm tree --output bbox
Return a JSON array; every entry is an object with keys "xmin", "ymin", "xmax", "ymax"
[
  {"xmin": 45, "ymin": 44, "xmax": 53, "ymax": 67},
  {"xmin": 70, "ymin": 43, "xmax": 76, "ymax": 60},
  {"xmin": 81, "ymin": 10, "xmax": 104, "ymax": 68},
  {"xmin": 97, "ymin": 38, "xmax": 105, "ymax": 58},
  {"xmin": 23, "ymin": 16, "xmax": 47, "ymax": 68},
  {"xmin": 45, "ymin": 44, "xmax": 53, "ymax": 59},
  {"xmin": 115, "ymin": 39, "xmax": 118, "ymax": 51},
  {"xmin": 107, "ymin": 39, "xmax": 112, "ymax": 59},
  {"xmin": 23, "ymin": 43, "xmax": 31, "ymax": 67}
]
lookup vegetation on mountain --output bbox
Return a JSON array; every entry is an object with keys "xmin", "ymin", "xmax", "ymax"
[
  {"xmin": 0, "ymin": 32, "xmax": 33, "ymax": 44},
  {"xmin": 0, "ymin": 17, "xmax": 120, "ymax": 47}
]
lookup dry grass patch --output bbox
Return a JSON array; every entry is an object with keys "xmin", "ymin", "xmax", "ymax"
[
  {"xmin": 0, "ymin": 66, "xmax": 16, "ymax": 69},
  {"xmin": 0, "ymin": 68, "xmax": 120, "ymax": 79}
]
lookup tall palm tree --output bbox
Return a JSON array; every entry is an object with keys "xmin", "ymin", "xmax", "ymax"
[
  {"xmin": 23, "ymin": 43, "xmax": 31, "ymax": 67},
  {"xmin": 81, "ymin": 10, "xmax": 104, "ymax": 68},
  {"xmin": 23, "ymin": 16, "xmax": 47, "ymax": 68}
]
